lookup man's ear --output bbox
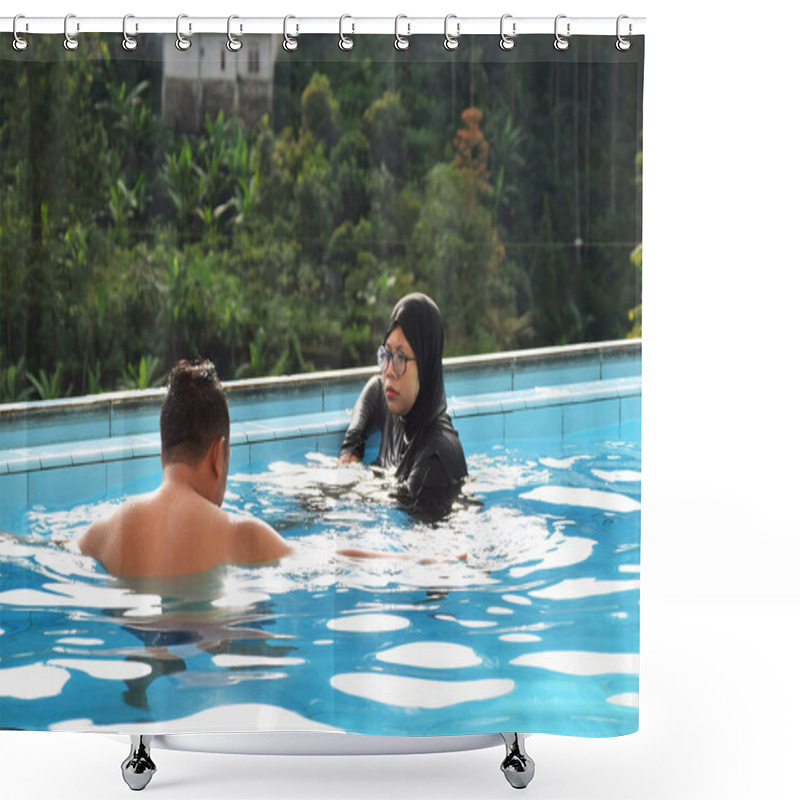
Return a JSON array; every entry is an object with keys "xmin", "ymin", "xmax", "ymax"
[{"xmin": 211, "ymin": 436, "xmax": 227, "ymax": 478}]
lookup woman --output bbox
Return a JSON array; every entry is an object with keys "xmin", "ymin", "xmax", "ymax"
[{"xmin": 339, "ymin": 293, "xmax": 467, "ymax": 518}]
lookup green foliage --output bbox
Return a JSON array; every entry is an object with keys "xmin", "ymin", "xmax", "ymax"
[
  {"xmin": 412, "ymin": 162, "xmax": 504, "ymax": 351},
  {"xmin": 121, "ymin": 355, "xmax": 164, "ymax": 391},
  {"xmin": 0, "ymin": 34, "xmax": 642, "ymax": 401},
  {"xmin": 362, "ymin": 92, "xmax": 407, "ymax": 178},
  {"xmin": 87, "ymin": 361, "xmax": 104, "ymax": 395},
  {"xmin": 273, "ymin": 329, "xmax": 312, "ymax": 376},
  {"xmin": 164, "ymin": 140, "xmax": 203, "ymax": 234},
  {"xmin": 628, "ymin": 243, "xmax": 643, "ymax": 338},
  {"xmin": 630, "ymin": 242, "xmax": 642, "ymax": 270},
  {"xmin": 26, "ymin": 364, "xmax": 73, "ymax": 401},
  {"xmin": 301, "ymin": 73, "xmax": 340, "ymax": 150},
  {"xmin": 0, "ymin": 354, "xmax": 34, "ymax": 403},
  {"xmin": 489, "ymin": 115, "xmax": 526, "ymax": 222},
  {"xmin": 108, "ymin": 174, "xmax": 147, "ymax": 229},
  {"xmin": 234, "ymin": 327, "xmax": 270, "ymax": 380},
  {"xmin": 330, "ymin": 130, "xmax": 372, "ymax": 225},
  {"xmin": 162, "ymin": 247, "xmax": 247, "ymax": 368},
  {"xmin": 530, "ymin": 194, "xmax": 574, "ymax": 344}
]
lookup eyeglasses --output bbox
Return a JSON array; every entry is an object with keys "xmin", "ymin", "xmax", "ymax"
[{"xmin": 377, "ymin": 346, "xmax": 416, "ymax": 377}]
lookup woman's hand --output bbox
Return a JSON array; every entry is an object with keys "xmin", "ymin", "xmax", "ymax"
[{"xmin": 338, "ymin": 452, "xmax": 360, "ymax": 465}]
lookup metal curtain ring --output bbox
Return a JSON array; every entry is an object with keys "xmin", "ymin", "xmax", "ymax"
[
  {"xmin": 175, "ymin": 14, "xmax": 191, "ymax": 51},
  {"xmin": 122, "ymin": 14, "xmax": 138, "ymax": 51},
  {"xmin": 12, "ymin": 14, "xmax": 28, "ymax": 51},
  {"xmin": 616, "ymin": 15, "xmax": 632, "ymax": 51},
  {"xmin": 64, "ymin": 13, "xmax": 79, "ymax": 51},
  {"xmin": 339, "ymin": 15, "xmax": 354, "ymax": 51},
  {"xmin": 554, "ymin": 14, "xmax": 570, "ymax": 51},
  {"xmin": 500, "ymin": 14, "xmax": 515, "ymax": 51},
  {"xmin": 283, "ymin": 15, "xmax": 298, "ymax": 51},
  {"xmin": 227, "ymin": 15, "xmax": 243, "ymax": 52},
  {"xmin": 444, "ymin": 14, "xmax": 459, "ymax": 51},
  {"xmin": 394, "ymin": 15, "xmax": 410, "ymax": 50}
]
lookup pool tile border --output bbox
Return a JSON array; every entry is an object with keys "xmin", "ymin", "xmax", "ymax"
[{"xmin": 1, "ymin": 341, "xmax": 640, "ymax": 522}]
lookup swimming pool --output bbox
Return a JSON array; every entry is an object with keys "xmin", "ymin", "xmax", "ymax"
[{"xmin": 0, "ymin": 341, "xmax": 641, "ymax": 739}]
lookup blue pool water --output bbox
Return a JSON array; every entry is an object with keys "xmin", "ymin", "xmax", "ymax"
[{"xmin": 0, "ymin": 425, "xmax": 640, "ymax": 738}]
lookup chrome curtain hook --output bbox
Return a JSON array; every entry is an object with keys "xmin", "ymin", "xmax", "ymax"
[
  {"xmin": 227, "ymin": 15, "xmax": 243, "ymax": 52},
  {"xmin": 394, "ymin": 15, "xmax": 410, "ymax": 50},
  {"xmin": 12, "ymin": 14, "xmax": 28, "ymax": 51},
  {"xmin": 444, "ymin": 14, "xmax": 460, "ymax": 51},
  {"xmin": 175, "ymin": 13, "xmax": 192, "ymax": 51},
  {"xmin": 283, "ymin": 15, "xmax": 298, "ymax": 51},
  {"xmin": 554, "ymin": 14, "xmax": 570, "ymax": 51},
  {"xmin": 500, "ymin": 14, "xmax": 516, "ymax": 51},
  {"xmin": 122, "ymin": 15, "xmax": 138, "ymax": 51},
  {"xmin": 616, "ymin": 15, "xmax": 632, "ymax": 51},
  {"xmin": 339, "ymin": 14, "xmax": 354, "ymax": 51},
  {"xmin": 64, "ymin": 13, "xmax": 79, "ymax": 51}
]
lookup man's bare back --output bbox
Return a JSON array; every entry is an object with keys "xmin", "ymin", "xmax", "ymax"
[
  {"xmin": 78, "ymin": 358, "xmax": 292, "ymax": 579},
  {"xmin": 79, "ymin": 474, "xmax": 292, "ymax": 578}
]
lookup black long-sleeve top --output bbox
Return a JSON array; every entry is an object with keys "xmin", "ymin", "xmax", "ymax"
[{"xmin": 340, "ymin": 375, "xmax": 468, "ymax": 518}]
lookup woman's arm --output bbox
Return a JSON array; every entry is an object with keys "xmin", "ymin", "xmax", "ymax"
[
  {"xmin": 339, "ymin": 375, "xmax": 384, "ymax": 462},
  {"xmin": 336, "ymin": 548, "xmax": 413, "ymax": 559}
]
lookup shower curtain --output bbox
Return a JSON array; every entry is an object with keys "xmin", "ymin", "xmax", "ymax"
[{"xmin": 0, "ymin": 24, "xmax": 643, "ymax": 740}]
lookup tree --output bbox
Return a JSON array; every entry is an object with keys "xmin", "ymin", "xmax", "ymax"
[
  {"xmin": 362, "ymin": 92, "xmax": 407, "ymax": 179},
  {"xmin": 453, "ymin": 107, "xmax": 490, "ymax": 192},
  {"xmin": 301, "ymin": 73, "xmax": 340, "ymax": 151}
]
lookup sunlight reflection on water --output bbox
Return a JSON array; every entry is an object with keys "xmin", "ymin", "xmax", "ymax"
[{"xmin": 1, "ymin": 440, "xmax": 641, "ymax": 735}]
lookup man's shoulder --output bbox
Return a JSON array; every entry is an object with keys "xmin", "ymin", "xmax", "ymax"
[
  {"xmin": 224, "ymin": 512, "xmax": 271, "ymax": 537},
  {"xmin": 224, "ymin": 513, "xmax": 293, "ymax": 562},
  {"xmin": 80, "ymin": 494, "xmax": 153, "ymax": 546},
  {"xmin": 175, "ymin": 496, "xmax": 260, "ymax": 544},
  {"xmin": 78, "ymin": 513, "xmax": 114, "ymax": 557}
]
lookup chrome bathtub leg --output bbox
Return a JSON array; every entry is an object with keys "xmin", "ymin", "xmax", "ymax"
[
  {"xmin": 121, "ymin": 735, "xmax": 157, "ymax": 791},
  {"xmin": 500, "ymin": 732, "xmax": 535, "ymax": 789}
]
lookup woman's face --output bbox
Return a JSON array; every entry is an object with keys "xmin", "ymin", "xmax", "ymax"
[{"xmin": 381, "ymin": 325, "xmax": 420, "ymax": 417}]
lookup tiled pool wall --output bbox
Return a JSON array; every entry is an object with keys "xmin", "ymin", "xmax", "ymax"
[{"xmin": 0, "ymin": 340, "xmax": 641, "ymax": 525}]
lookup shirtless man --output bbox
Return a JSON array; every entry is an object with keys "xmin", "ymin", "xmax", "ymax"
[{"xmin": 79, "ymin": 359, "xmax": 293, "ymax": 578}]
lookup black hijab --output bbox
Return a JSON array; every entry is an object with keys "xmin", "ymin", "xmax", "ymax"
[{"xmin": 383, "ymin": 293, "xmax": 447, "ymax": 441}]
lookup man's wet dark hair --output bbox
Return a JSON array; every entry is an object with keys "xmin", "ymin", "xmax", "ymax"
[{"xmin": 160, "ymin": 359, "xmax": 230, "ymax": 464}]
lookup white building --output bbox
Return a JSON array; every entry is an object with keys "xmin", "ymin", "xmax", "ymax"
[{"xmin": 161, "ymin": 34, "xmax": 281, "ymax": 133}]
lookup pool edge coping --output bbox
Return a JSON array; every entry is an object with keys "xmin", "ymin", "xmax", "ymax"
[{"xmin": 0, "ymin": 339, "xmax": 641, "ymax": 418}]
